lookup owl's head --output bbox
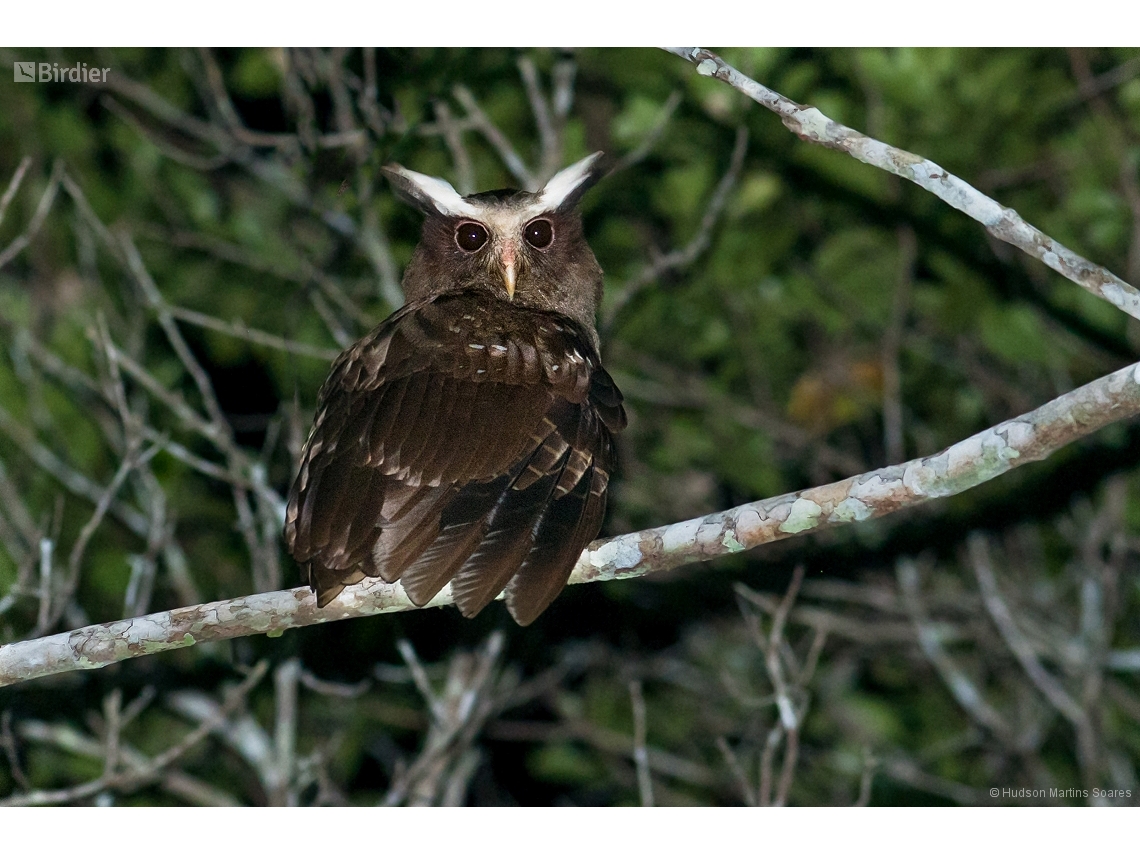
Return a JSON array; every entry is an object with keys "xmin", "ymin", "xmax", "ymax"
[{"xmin": 382, "ymin": 154, "xmax": 606, "ymax": 331}]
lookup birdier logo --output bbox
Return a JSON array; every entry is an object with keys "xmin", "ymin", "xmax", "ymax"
[{"xmin": 13, "ymin": 61, "xmax": 110, "ymax": 83}]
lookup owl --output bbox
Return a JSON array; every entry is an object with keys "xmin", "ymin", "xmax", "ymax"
[{"xmin": 284, "ymin": 153, "xmax": 627, "ymax": 625}]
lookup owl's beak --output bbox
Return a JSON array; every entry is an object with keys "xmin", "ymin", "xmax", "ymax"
[{"xmin": 499, "ymin": 243, "xmax": 517, "ymax": 300}]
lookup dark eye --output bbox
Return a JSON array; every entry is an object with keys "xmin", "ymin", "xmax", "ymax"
[
  {"xmin": 524, "ymin": 219, "xmax": 553, "ymax": 249},
  {"xmin": 455, "ymin": 222, "xmax": 488, "ymax": 252}
]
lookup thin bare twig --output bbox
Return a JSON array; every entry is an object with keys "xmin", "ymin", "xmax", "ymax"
[
  {"xmin": 165, "ymin": 305, "xmax": 340, "ymax": 362},
  {"xmin": 35, "ymin": 538, "xmax": 53, "ymax": 636},
  {"xmin": 757, "ymin": 725, "xmax": 781, "ymax": 807},
  {"xmin": 766, "ymin": 565, "xmax": 805, "ymax": 807},
  {"xmin": 611, "ymin": 91, "xmax": 683, "ymax": 175},
  {"xmin": 896, "ymin": 557, "xmax": 1012, "ymax": 739},
  {"xmin": 165, "ymin": 686, "xmax": 277, "ymax": 799},
  {"xmin": 968, "ymin": 534, "xmax": 1087, "ymax": 727},
  {"xmin": 883, "ymin": 756, "xmax": 983, "ymax": 805},
  {"xmin": 433, "ymin": 100, "xmax": 475, "ymax": 195},
  {"xmin": 55, "ymin": 441, "xmax": 162, "ymax": 629},
  {"xmin": 1064, "ymin": 54, "xmax": 1140, "ymax": 106},
  {"xmin": 629, "ymin": 680, "xmax": 654, "ymax": 806},
  {"xmin": 1, "ymin": 710, "xmax": 30, "ymax": 790},
  {"xmin": 12, "ymin": 717, "xmax": 237, "ymax": 806},
  {"xmin": 854, "ymin": 748, "xmax": 878, "ymax": 807},
  {"xmin": 99, "ymin": 96, "xmax": 231, "ymax": 172},
  {"xmin": 540, "ymin": 715, "xmax": 717, "ymax": 790},
  {"xmin": 969, "ymin": 534, "xmax": 1100, "ymax": 786},
  {"xmin": 603, "ymin": 126, "xmax": 748, "ymax": 335},
  {"xmin": 0, "ymin": 159, "xmax": 64, "ymax": 271},
  {"xmin": 102, "ymin": 689, "xmax": 123, "ymax": 778},
  {"xmin": 0, "ymin": 156, "xmax": 33, "ymax": 228},
  {"xmin": 0, "ymin": 660, "xmax": 268, "ymax": 805},
  {"xmin": 518, "ymin": 56, "xmax": 567, "ymax": 183},
  {"xmin": 384, "ymin": 633, "xmax": 506, "ymax": 806},
  {"xmin": 453, "ymin": 86, "xmax": 536, "ymax": 190},
  {"xmin": 359, "ymin": 47, "xmax": 390, "ymax": 138},
  {"xmin": 397, "ymin": 639, "xmax": 442, "ymax": 722},
  {"xmin": 122, "ymin": 235, "xmax": 231, "ymax": 433},
  {"xmin": 273, "ymin": 659, "xmax": 301, "ymax": 806},
  {"xmin": 298, "ymin": 668, "xmax": 371, "ymax": 699},
  {"xmin": 715, "ymin": 735, "xmax": 756, "ymax": 806}
]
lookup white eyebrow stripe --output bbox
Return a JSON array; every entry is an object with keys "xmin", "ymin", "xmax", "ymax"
[
  {"xmin": 386, "ymin": 165, "xmax": 481, "ymax": 218},
  {"xmin": 535, "ymin": 152, "xmax": 603, "ymax": 211}
]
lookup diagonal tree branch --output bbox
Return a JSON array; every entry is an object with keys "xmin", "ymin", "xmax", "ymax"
[
  {"xmin": 665, "ymin": 47, "xmax": 1140, "ymax": 322},
  {"xmin": 4, "ymin": 357, "xmax": 1140, "ymax": 688}
]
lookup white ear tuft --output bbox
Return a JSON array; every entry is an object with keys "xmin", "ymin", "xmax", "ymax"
[
  {"xmin": 381, "ymin": 164, "xmax": 480, "ymax": 218},
  {"xmin": 535, "ymin": 152, "xmax": 605, "ymax": 212}
]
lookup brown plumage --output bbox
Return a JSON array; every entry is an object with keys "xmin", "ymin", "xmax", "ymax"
[{"xmin": 284, "ymin": 154, "xmax": 626, "ymax": 625}]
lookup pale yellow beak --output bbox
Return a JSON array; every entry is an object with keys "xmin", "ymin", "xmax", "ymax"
[{"xmin": 499, "ymin": 242, "xmax": 517, "ymax": 300}]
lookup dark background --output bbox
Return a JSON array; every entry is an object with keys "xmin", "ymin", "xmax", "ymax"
[{"xmin": 0, "ymin": 47, "xmax": 1137, "ymax": 805}]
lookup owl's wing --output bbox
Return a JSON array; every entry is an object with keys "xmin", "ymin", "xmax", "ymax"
[{"xmin": 284, "ymin": 291, "xmax": 626, "ymax": 625}]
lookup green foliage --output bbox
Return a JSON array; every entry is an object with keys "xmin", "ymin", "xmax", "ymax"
[{"xmin": 1, "ymin": 47, "xmax": 1138, "ymax": 806}]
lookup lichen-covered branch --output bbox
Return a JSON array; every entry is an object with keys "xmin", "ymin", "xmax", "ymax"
[
  {"xmin": 5, "ymin": 358, "xmax": 1140, "ymax": 688},
  {"xmin": 665, "ymin": 47, "xmax": 1140, "ymax": 322}
]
